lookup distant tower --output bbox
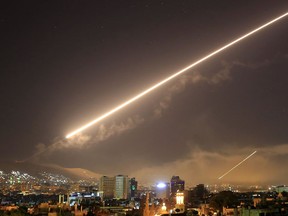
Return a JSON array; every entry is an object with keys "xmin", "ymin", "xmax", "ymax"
[
  {"xmin": 114, "ymin": 175, "xmax": 129, "ymax": 199},
  {"xmin": 170, "ymin": 176, "xmax": 185, "ymax": 198},
  {"xmin": 67, "ymin": 193, "xmax": 70, "ymax": 205},
  {"xmin": 59, "ymin": 194, "xmax": 65, "ymax": 203},
  {"xmin": 130, "ymin": 177, "xmax": 138, "ymax": 200}
]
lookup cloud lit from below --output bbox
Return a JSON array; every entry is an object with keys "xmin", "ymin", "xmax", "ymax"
[{"xmin": 131, "ymin": 144, "xmax": 288, "ymax": 186}]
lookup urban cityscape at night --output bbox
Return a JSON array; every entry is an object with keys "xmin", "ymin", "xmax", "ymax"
[
  {"xmin": 1, "ymin": 170, "xmax": 288, "ymax": 216},
  {"xmin": 1, "ymin": 1, "xmax": 288, "ymax": 216}
]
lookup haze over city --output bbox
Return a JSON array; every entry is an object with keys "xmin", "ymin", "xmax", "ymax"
[{"xmin": 1, "ymin": 1, "xmax": 288, "ymax": 186}]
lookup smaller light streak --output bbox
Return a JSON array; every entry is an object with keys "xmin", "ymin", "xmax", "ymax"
[{"xmin": 218, "ymin": 150, "xmax": 257, "ymax": 180}]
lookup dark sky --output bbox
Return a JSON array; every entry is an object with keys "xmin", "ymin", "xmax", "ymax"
[{"xmin": 1, "ymin": 1, "xmax": 288, "ymax": 186}]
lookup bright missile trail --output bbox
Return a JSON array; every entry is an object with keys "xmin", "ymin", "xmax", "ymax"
[
  {"xmin": 218, "ymin": 151, "xmax": 257, "ymax": 180},
  {"xmin": 66, "ymin": 12, "xmax": 288, "ymax": 139}
]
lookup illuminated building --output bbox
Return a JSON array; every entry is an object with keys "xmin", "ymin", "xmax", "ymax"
[
  {"xmin": 99, "ymin": 176, "xmax": 114, "ymax": 199},
  {"xmin": 275, "ymin": 185, "xmax": 288, "ymax": 193},
  {"xmin": 114, "ymin": 175, "xmax": 129, "ymax": 199},
  {"xmin": 174, "ymin": 191, "xmax": 185, "ymax": 213},
  {"xmin": 170, "ymin": 176, "xmax": 185, "ymax": 197},
  {"xmin": 129, "ymin": 177, "xmax": 138, "ymax": 199},
  {"xmin": 161, "ymin": 202, "xmax": 167, "ymax": 213}
]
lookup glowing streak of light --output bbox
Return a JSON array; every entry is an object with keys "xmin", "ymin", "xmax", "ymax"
[
  {"xmin": 66, "ymin": 12, "xmax": 288, "ymax": 139},
  {"xmin": 218, "ymin": 151, "xmax": 257, "ymax": 180}
]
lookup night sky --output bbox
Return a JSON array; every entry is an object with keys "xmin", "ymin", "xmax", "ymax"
[{"xmin": 1, "ymin": 1, "xmax": 288, "ymax": 186}]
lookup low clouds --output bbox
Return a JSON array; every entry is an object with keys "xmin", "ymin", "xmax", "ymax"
[
  {"xmin": 65, "ymin": 115, "xmax": 144, "ymax": 149},
  {"xmin": 29, "ymin": 115, "xmax": 144, "ymax": 161},
  {"xmin": 131, "ymin": 144, "xmax": 288, "ymax": 186},
  {"xmin": 93, "ymin": 115, "xmax": 145, "ymax": 142}
]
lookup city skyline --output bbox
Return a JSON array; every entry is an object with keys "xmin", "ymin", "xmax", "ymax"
[{"xmin": 1, "ymin": 1, "xmax": 288, "ymax": 186}]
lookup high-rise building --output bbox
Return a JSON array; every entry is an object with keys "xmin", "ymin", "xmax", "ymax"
[
  {"xmin": 114, "ymin": 175, "xmax": 129, "ymax": 199},
  {"xmin": 170, "ymin": 176, "xmax": 185, "ymax": 198},
  {"xmin": 129, "ymin": 177, "xmax": 138, "ymax": 199},
  {"xmin": 99, "ymin": 176, "xmax": 115, "ymax": 199}
]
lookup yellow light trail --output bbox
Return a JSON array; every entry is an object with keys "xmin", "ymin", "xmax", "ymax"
[
  {"xmin": 218, "ymin": 151, "xmax": 257, "ymax": 180},
  {"xmin": 66, "ymin": 12, "xmax": 288, "ymax": 139}
]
